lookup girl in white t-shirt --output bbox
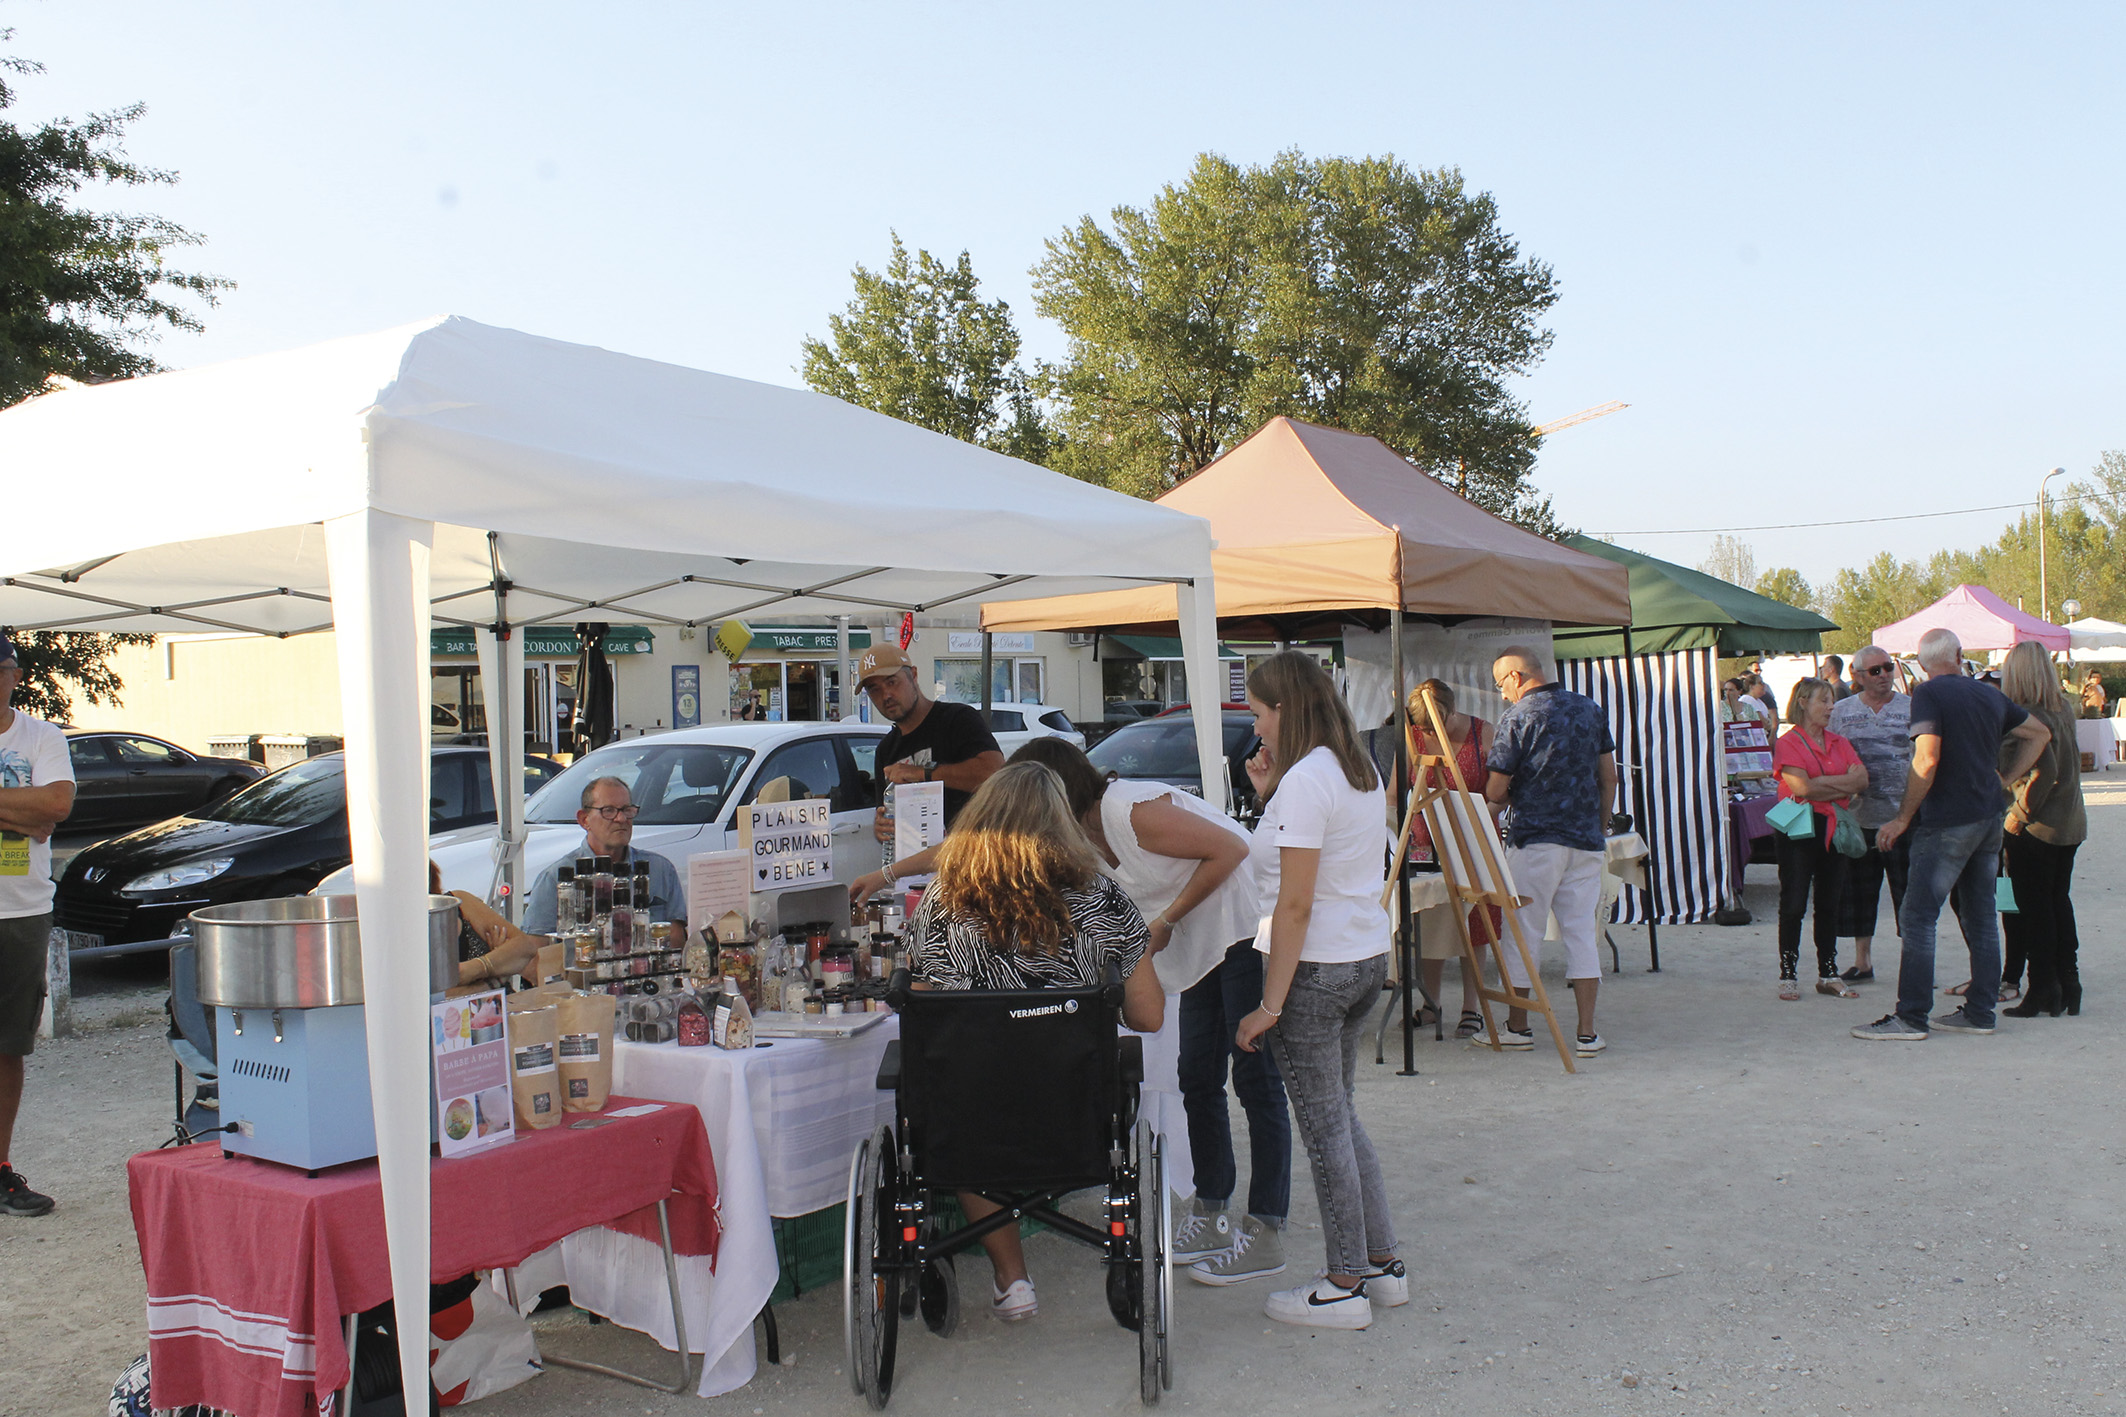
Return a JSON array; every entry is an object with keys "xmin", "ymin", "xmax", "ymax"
[{"xmin": 1235, "ymin": 651, "xmax": 1400, "ymax": 1331}]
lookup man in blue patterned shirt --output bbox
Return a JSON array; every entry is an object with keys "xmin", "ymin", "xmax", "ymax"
[{"xmin": 1481, "ymin": 648, "xmax": 1619, "ymax": 1056}]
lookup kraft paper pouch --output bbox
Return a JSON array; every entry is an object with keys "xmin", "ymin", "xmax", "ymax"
[
  {"xmin": 505, "ymin": 998, "xmax": 562, "ymax": 1130},
  {"xmin": 536, "ymin": 942, "xmax": 570, "ymax": 998},
  {"xmin": 555, "ymin": 991, "xmax": 618, "ymax": 1113}
]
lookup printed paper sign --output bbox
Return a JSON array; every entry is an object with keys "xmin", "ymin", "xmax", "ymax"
[
  {"xmin": 432, "ymin": 989, "xmax": 515, "ymax": 1158},
  {"xmin": 746, "ymin": 799, "xmax": 833, "ymax": 891},
  {"xmin": 894, "ymin": 779, "xmax": 946, "ymax": 868},
  {"xmin": 687, "ymin": 849, "xmax": 750, "ymax": 927}
]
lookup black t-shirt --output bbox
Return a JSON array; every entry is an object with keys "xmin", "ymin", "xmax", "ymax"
[
  {"xmin": 878, "ymin": 699, "xmax": 1002, "ymax": 823},
  {"xmin": 1908, "ymin": 673, "xmax": 2028, "ymax": 829}
]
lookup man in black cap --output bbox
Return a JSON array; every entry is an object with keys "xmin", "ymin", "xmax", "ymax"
[
  {"xmin": 856, "ymin": 646, "xmax": 1003, "ymax": 843},
  {"xmin": 0, "ymin": 635, "xmax": 75, "ymax": 1217}
]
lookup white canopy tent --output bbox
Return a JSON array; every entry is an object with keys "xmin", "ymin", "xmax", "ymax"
[
  {"xmin": 0, "ymin": 316, "xmax": 1225, "ymax": 1397},
  {"xmin": 2065, "ymin": 616, "xmax": 2126, "ymax": 662}
]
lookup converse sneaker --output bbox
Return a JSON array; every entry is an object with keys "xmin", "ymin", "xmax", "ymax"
[
  {"xmin": 1851, "ymin": 1014, "xmax": 1928, "ymax": 1041},
  {"xmin": 1358, "ymin": 1257, "xmax": 1409, "ymax": 1307},
  {"xmin": 1187, "ymin": 1213, "xmax": 1286, "ymax": 1286},
  {"xmin": 0, "ymin": 1165, "xmax": 54, "ymax": 1218},
  {"xmin": 1171, "ymin": 1197, "xmax": 1232, "ymax": 1263},
  {"xmin": 1932, "ymin": 1007, "xmax": 1996, "ymax": 1035},
  {"xmin": 1264, "ymin": 1277, "xmax": 1372, "ymax": 1329},
  {"xmin": 1467, "ymin": 1021, "xmax": 1534, "ymax": 1050},
  {"xmin": 990, "ymin": 1278, "xmax": 1037, "ymax": 1322}
]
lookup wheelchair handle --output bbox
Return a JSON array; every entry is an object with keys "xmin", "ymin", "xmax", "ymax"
[
  {"xmin": 885, "ymin": 966, "xmax": 913, "ymax": 1011},
  {"xmin": 1101, "ymin": 959, "xmax": 1125, "ymax": 1011}
]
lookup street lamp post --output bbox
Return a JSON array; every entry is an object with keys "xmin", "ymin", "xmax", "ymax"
[{"xmin": 2038, "ymin": 466, "xmax": 2068, "ymax": 624}]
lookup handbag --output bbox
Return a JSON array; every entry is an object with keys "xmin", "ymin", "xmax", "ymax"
[
  {"xmin": 1830, "ymin": 804, "xmax": 1867, "ymax": 859},
  {"xmin": 1764, "ymin": 796, "xmax": 1816, "ymax": 839},
  {"xmin": 1996, "ymin": 851, "xmax": 2019, "ymax": 913}
]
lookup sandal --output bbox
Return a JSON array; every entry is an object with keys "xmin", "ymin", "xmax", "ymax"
[
  {"xmin": 1841, "ymin": 966, "xmax": 1874, "ymax": 982},
  {"xmin": 1455, "ymin": 1011, "xmax": 1484, "ymax": 1039},
  {"xmin": 1944, "ymin": 981, "xmax": 1971, "ymax": 996},
  {"xmin": 1999, "ymin": 984, "xmax": 2023, "ymax": 1002},
  {"xmin": 1816, "ymin": 976, "xmax": 1859, "ymax": 999},
  {"xmin": 1778, "ymin": 976, "xmax": 1802, "ymax": 1001}
]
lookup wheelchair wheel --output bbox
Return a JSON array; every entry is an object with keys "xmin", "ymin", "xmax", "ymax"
[
  {"xmin": 1135, "ymin": 1118, "xmax": 1171, "ymax": 1404},
  {"xmin": 917, "ymin": 1253, "xmax": 960, "ymax": 1336},
  {"xmin": 843, "ymin": 1126, "xmax": 902, "ymax": 1408}
]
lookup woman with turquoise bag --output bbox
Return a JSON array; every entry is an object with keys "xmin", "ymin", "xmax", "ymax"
[{"xmin": 1769, "ymin": 677, "xmax": 1870, "ymax": 1001}]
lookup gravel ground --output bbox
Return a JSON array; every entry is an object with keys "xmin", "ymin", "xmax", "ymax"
[{"xmin": 6, "ymin": 787, "xmax": 2124, "ymax": 1417}]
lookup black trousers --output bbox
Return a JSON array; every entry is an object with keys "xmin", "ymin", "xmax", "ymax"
[
  {"xmin": 1775, "ymin": 830, "xmax": 1848, "ymax": 979},
  {"xmin": 1838, "ymin": 828, "xmax": 1909, "ymax": 940},
  {"xmin": 2001, "ymin": 834, "xmax": 2080, "ymax": 1004}
]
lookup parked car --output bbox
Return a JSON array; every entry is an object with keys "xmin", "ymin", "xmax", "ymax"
[
  {"xmin": 405, "ymin": 722, "xmax": 892, "ymax": 933},
  {"xmin": 1086, "ymin": 707, "xmax": 1262, "ymax": 817},
  {"xmin": 977, "ymin": 701, "xmax": 1086, "ymax": 758},
  {"xmin": 54, "ymin": 745, "xmax": 563, "ymax": 958},
  {"xmin": 63, "ymin": 731, "xmax": 262, "ymax": 836}
]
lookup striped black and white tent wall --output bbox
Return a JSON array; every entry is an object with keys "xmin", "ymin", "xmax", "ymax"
[{"xmin": 1558, "ymin": 648, "xmax": 1729, "ymax": 924}]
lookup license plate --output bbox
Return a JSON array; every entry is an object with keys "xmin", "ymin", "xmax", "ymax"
[{"xmin": 63, "ymin": 930, "xmax": 103, "ymax": 953}]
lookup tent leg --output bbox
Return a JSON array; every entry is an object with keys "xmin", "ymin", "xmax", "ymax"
[
  {"xmin": 1620, "ymin": 628, "xmax": 1662, "ymax": 972},
  {"xmin": 1390, "ymin": 605, "xmax": 1418, "ymax": 1076}
]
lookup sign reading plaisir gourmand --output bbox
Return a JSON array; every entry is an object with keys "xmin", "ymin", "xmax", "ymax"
[{"xmin": 745, "ymin": 799, "xmax": 833, "ymax": 890}]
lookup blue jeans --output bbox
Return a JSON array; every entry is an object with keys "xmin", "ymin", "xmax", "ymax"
[
  {"xmin": 1178, "ymin": 939, "xmax": 1291, "ymax": 1221},
  {"xmin": 1265, "ymin": 954, "xmax": 1396, "ymax": 1278},
  {"xmin": 1896, "ymin": 815, "xmax": 2004, "ymax": 1029}
]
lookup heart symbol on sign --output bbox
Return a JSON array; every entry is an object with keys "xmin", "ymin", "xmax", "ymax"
[{"xmin": 755, "ymin": 867, "xmax": 771, "ymax": 884}]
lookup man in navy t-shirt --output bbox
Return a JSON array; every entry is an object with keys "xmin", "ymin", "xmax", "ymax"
[{"xmin": 1852, "ymin": 628, "xmax": 2049, "ymax": 1040}]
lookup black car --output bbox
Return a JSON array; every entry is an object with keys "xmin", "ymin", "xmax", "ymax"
[
  {"xmin": 64, "ymin": 731, "xmax": 263, "ymax": 835},
  {"xmin": 55, "ymin": 745, "xmax": 563, "ymax": 959},
  {"xmin": 1086, "ymin": 708, "xmax": 1261, "ymax": 817}
]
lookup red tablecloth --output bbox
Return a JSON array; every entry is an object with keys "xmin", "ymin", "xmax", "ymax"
[{"xmin": 128, "ymin": 1097, "xmax": 718, "ymax": 1417}]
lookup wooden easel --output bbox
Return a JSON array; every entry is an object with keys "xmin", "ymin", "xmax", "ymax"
[{"xmin": 1383, "ymin": 685, "xmax": 1576, "ymax": 1074}]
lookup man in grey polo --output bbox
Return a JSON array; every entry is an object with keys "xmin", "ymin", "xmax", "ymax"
[{"xmin": 1829, "ymin": 646, "xmax": 1912, "ymax": 982}]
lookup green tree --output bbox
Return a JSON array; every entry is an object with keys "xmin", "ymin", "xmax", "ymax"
[
  {"xmin": 1696, "ymin": 534, "xmax": 1758, "ymax": 589},
  {"xmin": 1, "ymin": 34, "xmax": 229, "ymax": 407},
  {"xmin": 1032, "ymin": 150, "xmax": 1560, "ymax": 522},
  {"xmin": 3, "ymin": 630, "xmax": 152, "ymax": 722},
  {"xmin": 1755, "ymin": 567, "xmax": 1814, "ymax": 609},
  {"xmin": 800, "ymin": 232, "xmax": 1050, "ymax": 463}
]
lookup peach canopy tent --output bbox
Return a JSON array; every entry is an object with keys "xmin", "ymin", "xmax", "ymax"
[{"xmin": 1871, "ymin": 584, "xmax": 2068, "ymax": 654}]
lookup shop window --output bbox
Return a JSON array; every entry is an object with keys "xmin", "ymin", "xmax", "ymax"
[{"xmin": 936, "ymin": 657, "xmax": 1045, "ymax": 705}]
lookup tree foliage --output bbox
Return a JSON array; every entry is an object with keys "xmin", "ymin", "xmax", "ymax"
[
  {"xmin": 800, "ymin": 232, "xmax": 1049, "ymax": 463},
  {"xmin": 1755, "ymin": 567, "xmax": 1814, "ymax": 609},
  {"xmin": 0, "ymin": 33, "xmax": 229, "ymax": 408},
  {"xmin": 1030, "ymin": 150, "xmax": 1561, "ymax": 523},
  {"xmin": 1696, "ymin": 534, "xmax": 1758, "ymax": 591},
  {"xmin": 3, "ymin": 630, "xmax": 152, "ymax": 722}
]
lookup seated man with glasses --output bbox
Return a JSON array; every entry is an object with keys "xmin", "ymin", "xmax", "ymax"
[{"xmin": 521, "ymin": 775, "xmax": 687, "ymax": 934}]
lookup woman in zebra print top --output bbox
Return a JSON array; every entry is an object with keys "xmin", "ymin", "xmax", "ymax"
[{"xmin": 904, "ymin": 760, "xmax": 1164, "ymax": 1321}]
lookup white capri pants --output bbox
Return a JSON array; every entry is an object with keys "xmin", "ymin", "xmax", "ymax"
[{"xmin": 1501, "ymin": 842, "xmax": 1605, "ymax": 987}]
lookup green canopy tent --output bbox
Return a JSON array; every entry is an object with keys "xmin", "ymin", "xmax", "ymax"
[{"xmin": 1550, "ymin": 537, "xmax": 1838, "ymax": 940}]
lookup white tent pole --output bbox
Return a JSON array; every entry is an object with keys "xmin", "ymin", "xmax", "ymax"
[
  {"xmin": 325, "ymin": 507, "xmax": 435, "ymax": 1405},
  {"xmin": 1176, "ymin": 575, "xmax": 1228, "ymax": 813},
  {"xmin": 476, "ymin": 624, "xmax": 527, "ymax": 920}
]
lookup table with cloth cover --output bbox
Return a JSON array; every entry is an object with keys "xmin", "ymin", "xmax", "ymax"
[
  {"xmin": 126, "ymin": 1097, "xmax": 716, "ymax": 1417},
  {"xmin": 2075, "ymin": 717, "xmax": 2116, "ymax": 766}
]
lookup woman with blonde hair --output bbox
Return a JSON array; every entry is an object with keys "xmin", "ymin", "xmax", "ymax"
[
  {"xmin": 905, "ymin": 761, "xmax": 1162, "ymax": 1322},
  {"xmin": 1998, "ymin": 641, "xmax": 2086, "ymax": 1017},
  {"xmin": 1769, "ymin": 677, "xmax": 1868, "ymax": 1001},
  {"xmin": 1235, "ymin": 651, "xmax": 1401, "ymax": 1330}
]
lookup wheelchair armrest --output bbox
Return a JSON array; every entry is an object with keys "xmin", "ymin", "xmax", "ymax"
[
  {"xmin": 885, "ymin": 967, "xmax": 912, "ymax": 1012},
  {"xmin": 1117, "ymin": 1034, "xmax": 1143, "ymax": 1087},
  {"xmin": 170, "ymin": 1038, "xmax": 216, "ymax": 1083},
  {"xmin": 1102, "ymin": 959, "xmax": 1125, "ymax": 1011},
  {"xmin": 874, "ymin": 1039, "xmax": 901, "ymax": 1092}
]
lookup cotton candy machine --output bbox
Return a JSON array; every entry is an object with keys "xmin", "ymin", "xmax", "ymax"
[{"xmin": 191, "ymin": 894, "xmax": 461, "ymax": 1171}]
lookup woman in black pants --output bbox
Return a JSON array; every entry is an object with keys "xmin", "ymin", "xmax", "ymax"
[
  {"xmin": 1998, "ymin": 642, "xmax": 2087, "ymax": 1017},
  {"xmin": 1769, "ymin": 678, "xmax": 1869, "ymax": 1001}
]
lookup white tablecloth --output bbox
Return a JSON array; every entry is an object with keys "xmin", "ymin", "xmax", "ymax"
[
  {"xmin": 498, "ymin": 1021, "xmax": 900, "ymax": 1397},
  {"xmin": 2076, "ymin": 717, "xmax": 2116, "ymax": 764}
]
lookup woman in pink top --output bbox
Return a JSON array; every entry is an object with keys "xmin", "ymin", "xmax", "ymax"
[{"xmin": 1770, "ymin": 677, "xmax": 1869, "ymax": 1001}]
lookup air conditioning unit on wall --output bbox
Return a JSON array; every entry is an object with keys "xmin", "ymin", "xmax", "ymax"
[{"xmin": 1066, "ymin": 632, "xmax": 1096, "ymax": 648}]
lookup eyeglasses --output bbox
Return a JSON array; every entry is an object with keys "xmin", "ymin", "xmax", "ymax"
[
  {"xmin": 1862, "ymin": 665, "xmax": 1895, "ymax": 677},
  {"xmin": 588, "ymin": 804, "xmax": 640, "ymax": 821}
]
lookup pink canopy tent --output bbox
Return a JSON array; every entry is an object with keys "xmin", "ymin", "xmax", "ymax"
[{"xmin": 1872, "ymin": 583, "xmax": 2069, "ymax": 653}]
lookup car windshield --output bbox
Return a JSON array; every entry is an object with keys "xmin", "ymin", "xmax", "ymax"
[
  {"xmin": 527, "ymin": 741, "xmax": 754, "ymax": 826},
  {"xmin": 1088, "ymin": 715, "xmax": 1253, "ymax": 780},
  {"xmin": 196, "ymin": 756, "xmax": 346, "ymax": 828}
]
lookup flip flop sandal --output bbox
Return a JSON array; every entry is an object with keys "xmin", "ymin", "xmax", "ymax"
[
  {"xmin": 1455, "ymin": 1011, "xmax": 1484, "ymax": 1039},
  {"xmin": 1816, "ymin": 977, "xmax": 1860, "ymax": 999},
  {"xmin": 1944, "ymin": 981, "xmax": 1971, "ymax": 996}
]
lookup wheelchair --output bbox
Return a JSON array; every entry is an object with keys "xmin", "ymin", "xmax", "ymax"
[{"xmin": 843, "ymin": 965, "xmax": 1173, "ymax": 1408}]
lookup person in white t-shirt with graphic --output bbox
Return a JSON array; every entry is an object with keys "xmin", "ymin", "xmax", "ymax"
[
  {"xmin": 0, "ymin": 635, "xmax": 76, "ymax": 1218},
  {"xmin": 1234, "ymin": 651, "xmax": 1402, "ymax": 1331}
]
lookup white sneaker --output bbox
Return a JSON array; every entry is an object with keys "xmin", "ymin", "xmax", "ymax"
[
  {"xmin": 1575, "ymin": 1033, "xmax": 1607, "ymax": 1056},
  {"xmin": 1468, "ymin": 1022, "xmax": 1534, "ymax": 1050},
  {"xmin": 1171, "ymin": 1197, "xmax": 1232, "ymax": 1263},
  {"xmin": 1359, "ymin": 1257, "xmax": 1409, "ymax": 1307},
  {"xmin": 990, "ymin": 1278, "xmax": 1037, "ymax": 1322},
  {"xmin": 1264, "ymin": 1277, "xmax": 1372, "ymax": 1329}
]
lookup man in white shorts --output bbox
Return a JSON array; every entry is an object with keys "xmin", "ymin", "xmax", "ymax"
[{"xmin": 1481, "ymin": 648, "xmax": 1619, "ymax": 1057}]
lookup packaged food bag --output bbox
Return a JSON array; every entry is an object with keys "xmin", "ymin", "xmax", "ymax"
[
  {"xmin": 536, "ymin": 941, "xmax": 568, "ymax": 996},
  {"xmin": 504, "ymin": 996, "xmax": 562, "ymax": 1129},
  {"xmin": 554, "ymin": 991, "xmax": 618, "ymax": 1113}
]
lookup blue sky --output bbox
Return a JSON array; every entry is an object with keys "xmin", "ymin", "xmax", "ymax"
[{"xmin": 9, "ymin": 1, "xmax": 2121, "ymax": 589}]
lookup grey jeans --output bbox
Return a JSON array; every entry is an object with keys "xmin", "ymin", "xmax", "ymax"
[{"xmin": 1265, "ymin": 953, "xmax": 1396, "ymax": 1278}]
